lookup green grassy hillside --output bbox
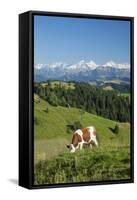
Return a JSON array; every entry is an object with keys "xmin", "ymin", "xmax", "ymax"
[
  {"xmin": 34, "ymin": 94, "xmax": 131, "ymax": 184},
  {"xmin": 34, "ymin": 94, "xmax": 130, "ymax": 162}
]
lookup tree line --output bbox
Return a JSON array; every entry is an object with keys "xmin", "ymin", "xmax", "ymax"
[{"xmin": 34, "ymin": 82, "xmax": 130, "ymax": 122}]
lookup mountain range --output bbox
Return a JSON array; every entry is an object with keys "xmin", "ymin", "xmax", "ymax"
[{"xmin": 34, "ymin": 60, "xmax": 130, "ymax": 82}]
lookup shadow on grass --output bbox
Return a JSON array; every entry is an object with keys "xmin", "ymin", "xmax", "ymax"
[
  {"xmin": 42, "ymin": 109, "xmax": 49, "ymax": 113},
  {"xmin": 108, "ymin": 127, "xmax": 115, "ymax": 133}
]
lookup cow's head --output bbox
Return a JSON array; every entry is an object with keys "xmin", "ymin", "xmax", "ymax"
[{"xmin": 66, "ymin": 144, "xmax": 76, "ymax": 153}]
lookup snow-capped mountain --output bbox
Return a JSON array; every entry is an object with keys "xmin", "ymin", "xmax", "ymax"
[
  {"xmin": 34, "ymin": 60, "xmax": 130, "ymax": 82},
  {"xmin": 103, "ymin": 60, "xmax": 130, "ymax": 69}
]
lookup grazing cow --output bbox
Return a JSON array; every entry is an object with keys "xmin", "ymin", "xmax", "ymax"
[{"xmin": 67, "ymin": 126, "xmax": 98, "ymax": 153}]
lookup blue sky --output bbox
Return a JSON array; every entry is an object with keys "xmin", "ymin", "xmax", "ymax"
[{"xmin": 34, "ymin": 15, "xmax": 130, "ymax": 65}]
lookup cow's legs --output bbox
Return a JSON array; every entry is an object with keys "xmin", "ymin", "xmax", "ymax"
[
  {"xmin": 79, "ymin": 142, "xmax": 83, "ymax": 150},
  {"xmin": 89, "ymin": 143, "xmax": 93, "ymax": 149},
  {"xmin": 93, "ymin": 137, "xmax": 98, "ymax": 147},
  {"xmin": 75, "ymin": 143, "xmax": 80, "ymax": 150}
]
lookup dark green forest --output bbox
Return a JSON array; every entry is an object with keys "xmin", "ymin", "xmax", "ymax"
[{"xmin": 34, "ymin": 81, "xmax": 130, "ymax": 122}]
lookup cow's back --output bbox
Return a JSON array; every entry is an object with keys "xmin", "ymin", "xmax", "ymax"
[
  {"xmin": 82, "ymin": 126, "xmax": 96, "ymax": 142},
  {"xmin": 82, "ymin": 127, "xmax": 90, "ymax": 142},
  {"xmin": 72, "ymin": 126, "xmax": 96, "ymax": 144}
]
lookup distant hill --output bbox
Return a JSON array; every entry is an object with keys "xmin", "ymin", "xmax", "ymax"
[{"xmin": 100, "ymin": 81, "xmax": 130, "ymax": 93}]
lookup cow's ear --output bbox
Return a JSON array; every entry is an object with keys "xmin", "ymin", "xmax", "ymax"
[{"xmin": 66, "ymin": 144, "xmax": 70, "ymax": 149}]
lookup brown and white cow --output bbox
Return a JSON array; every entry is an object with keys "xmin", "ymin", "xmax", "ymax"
[{"xmin": 67, "ymin": 126, "xmax": 98, "ymax": 153}]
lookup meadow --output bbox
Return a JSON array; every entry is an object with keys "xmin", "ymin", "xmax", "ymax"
[
  {"xmin": 34, "ymin": 147, "xmax": 130, "ymax": 184},
  {"xmin": 34, "ymin": 93, "xmax": 131, "ymax": 184}
]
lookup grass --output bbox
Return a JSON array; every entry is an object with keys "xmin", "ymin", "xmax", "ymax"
[
  {"xmin": 41, "ymin": 81, "xmax": 75, "ymax": 90},
  {"xmin": 104, "ymin": 80, "xmax": 122, "ymax": 84},
  {"xmin": 34, "ymin": 94, "xmax": 131, "ymax": 184},
  {"xmin": 119, "ymin": 93, "xmax": 130, "ymax": 97},
  {"xmin": 34, "ymin": 138, "xmax": 69, "ymax": 164},
  {"xmin": 103, "ymin": 79, "xmax": 129, "ymax": 84},
  {"xmin": 34, "ymin": 96, "xmax": 130, "ymax": 163},
  {"xmin": 34, "ymin": 146, "xmax": 130, "ymax": 185},
  {"xmin": 102, "ymin": 86, "xmax": 113, "ymax": 90}
]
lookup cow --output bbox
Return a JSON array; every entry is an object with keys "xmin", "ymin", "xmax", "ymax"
[{"xmin": 66, "ymin": 126, "xmax": 98, "ymax": 153}]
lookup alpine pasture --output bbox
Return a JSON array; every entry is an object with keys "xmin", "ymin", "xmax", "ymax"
[{"xmin": 34, "ymin": 92, "xmax": 130, "ymax": 184}]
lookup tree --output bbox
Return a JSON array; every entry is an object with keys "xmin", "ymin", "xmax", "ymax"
[
  {"xmin": 61, "ymin": 96, "xmax": 66, "ymax": 107},
  {"xmin": 114, "ymin": 124, "xmax": 119, "ymax": 134},
  {"xmin": 47, "ymin": 80, "xmax": 51, "ymax": 87},
  {"xmin": 34, "ymin": 82, "xmax": 130, "ymax": 122},
  {"xmin": 48, "ymin": 93, "xmax": 58, "ymax": 106}
]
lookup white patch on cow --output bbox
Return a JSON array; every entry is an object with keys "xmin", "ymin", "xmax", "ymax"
[
  {"xmin": 87, "ymin": 126, "xmax": 95, "ymax": 140},
  {"xmin": 82, "ymin": 126, "xmax": 97, "ymax": 147},
  {"xmin": 70, "ymin": 144, "xmax": 76, "ymax": 153},
  {"xmin": 92, "ymin": 137, "xmax": 98, "ymax": 146},
  {"xmin": 87, "ymin": 126, "xmax": 98, "ymax": 146},
  {"xmin": 87, "ymin": 126, "xmax": 95, "ymax": 132},
  {"xmin": 75, "ymin": 129, "xmax": 83, "ymax": 138}
]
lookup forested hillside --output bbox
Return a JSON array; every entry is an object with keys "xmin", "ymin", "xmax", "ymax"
[{"xmin": 34, "ymin": 81, "xmax": 130, "ymax": 122}]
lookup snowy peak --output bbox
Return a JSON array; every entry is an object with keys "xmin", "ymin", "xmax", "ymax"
[
  {"xmin": 103, "ymin": 61, "xmax": 116, "ymax": 67},
  {"xmin": 35, "ymin": 63, "xmax": 46, "ymax": 70},
  {"xmin": 34, "ymin": 60, "xmax": 130, "ymax": 82},
  {"xmin": 87, "ymin": 60, "xmax": 98, "ymax": 69},
  {"xmin": 77, "ymin": 60, "xmax": 86, "ymax": 65},
  {"xmin": 49, "ymin": 62, "xmax": 67, "ymax": 68},
  {"xmin": 35, "ymin": 60, "xmax": 130, "ymax": 70},
  {"xmin": 103, "ymin": 60, "xmax": 130, "ymax": 69},
  {"xmin": 52, "ymin": 60, "xmax": 98, "ymax": 72}
]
